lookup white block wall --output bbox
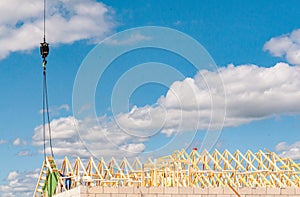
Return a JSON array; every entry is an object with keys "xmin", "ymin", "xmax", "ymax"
[{"xmin": 54, "ymin": 186, "xmax": 300, "ymax": 197}]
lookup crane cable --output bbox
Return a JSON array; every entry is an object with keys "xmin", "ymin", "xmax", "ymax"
[{"xmin": 40, "ymin": 0, "xmax": 54, "ymax": 159}]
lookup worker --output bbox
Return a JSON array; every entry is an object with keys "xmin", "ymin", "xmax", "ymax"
[
  {"xmin": 59, "ymin": 171, "xmax": 72, "ymax": 190},
  {"xmin": 66, "ymin": 173, "xmax": 72, "ymax": 190}
]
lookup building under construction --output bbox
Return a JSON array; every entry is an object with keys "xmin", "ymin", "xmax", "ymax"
[{"xmin": 34, "ymin": 149, "xmax": 300, "ymax": 197}]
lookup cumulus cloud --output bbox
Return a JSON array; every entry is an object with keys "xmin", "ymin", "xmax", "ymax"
[
  {"xmin": 39, "ymin": 104, "xmax": 70, "ymax": 117},
  {"xmin": 31, "ymin": 63, "xmax": 300, "ymax": 159},
  {"xmin": 0, "ymin": 0, "xmax": 115, "ymax": 59},
  {"xmin": 264, "ymin": 29, "xmax": 300, "ymax": 65},
  {"xmin": 115, "ymin": 62, "xmax": 300, "ymax": 136},
  {"xmin": 0, "ymin": 169, "xmax": 39, "ymax": 197},
  {"xmin": 12, "ymin": 138, "xmax": 27, "ymax": 146},
  {"xmin": 12, "ymin": 138, "xmax": 21, "ymax": 146},
  {"xmin": 275, "ymin": 141, "xmax": 300, "ymax": 160},
  {"xmin": 32, "ymin": 116, "xmax": 146, "ymax": 159},
  {"xmin": 7, "ymin": 172, "xmax": 19, "ymax": 181}
]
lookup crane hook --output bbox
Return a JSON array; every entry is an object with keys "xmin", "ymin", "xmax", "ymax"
[{"xmin": 40, "ymin": 41, "xmax": 49, "ymax": 68}]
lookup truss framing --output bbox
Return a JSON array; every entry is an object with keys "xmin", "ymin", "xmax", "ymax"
[{"xmin": 34, "ymin": 149, "xmax": 300, "ymax": 196}]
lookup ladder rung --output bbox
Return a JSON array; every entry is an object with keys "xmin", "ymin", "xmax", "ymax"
[
  {"xmin": 41, "ymin": 177, "xmax": 46, "ymax": 180},
  {"xmin": 47, "ymin": 156, "xmax": 54, "ymax": 160},
  {"xmin": 37, "ymin": 189, "xmax": 43, "ymax": 193},
  {"xmin": 38, "ymin": 183, "xmax": 44, "ymax": 187}
]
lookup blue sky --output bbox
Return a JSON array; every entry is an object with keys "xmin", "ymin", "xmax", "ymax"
[{"xmin": 1, "ymin": 0, "xmax": 300, "ymax": 196}]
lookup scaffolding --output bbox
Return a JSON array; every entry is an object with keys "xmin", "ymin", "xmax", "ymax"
[{"xmin": 33, "ymin": 149, "xmax": 300, "ymax": 196}]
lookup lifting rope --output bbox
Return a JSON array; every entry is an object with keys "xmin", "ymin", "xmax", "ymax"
[{"xmin": 40, "ymin": 0, "xmax": 54, "ymax": 159}]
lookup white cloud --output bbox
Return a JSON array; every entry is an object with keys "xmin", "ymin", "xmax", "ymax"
[
  {"xmin": 104, "ymin": 32, "xmax": 151, "ymax": 45},
  {"xmin": 0, "ymin": 169, "xmax": 39, "ymax": 197},
  {"xmin": 115, "ymin": 62, "xmax": 300, "ymax": 136},
  {"xmin": 264, "ymin": 29, "xmax": 300, "ymax": 65},
  {"xmin": 7, "ymin": 172, "xmax": 18, "ymax": 181},
  {"xmin": 12, "ymin": 138, "xmax": 20, "ymax": 146},
  {"xmin": 0, "ymin": 0, "xmax": 115, "ymax": 59},
  {"xmin": 12, "ymin": 138, "xmax": 27, "ymax": 146},
  {"xmin": 0, "ymin": 139, "xmax": 7, "ymax": 144},
  {"xmin": 32, "ymin": 116, "xmax": 146, "ymax": 159},
  {"xmin": 31, "ymin": 63, "xmax": 300, "ymax": 159},
  {"xmin": 275, "ymin": 141, "xmax": 300, "ymax": 160},
  {"xmin": 173, "ymin": 20, "xmax": 183, "ymax": 26},
  {"xmin": 58, "ymin": 104, "xmax": 70, "ymax": 112},
  {"xmin": 39, "ymin": 104, "xmax": 70, "ymax": 117},
  {"xmin": 17, "ymin": 150, "xmax": 30, "ymax": 157}
]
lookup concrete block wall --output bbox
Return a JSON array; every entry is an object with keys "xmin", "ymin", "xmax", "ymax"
[{"xmin": 54, "ymin": 186, "xmax": 300, "ymax": 197}]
